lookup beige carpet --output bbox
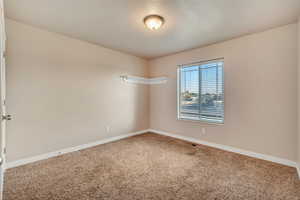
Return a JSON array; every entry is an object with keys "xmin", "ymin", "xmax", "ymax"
[{"xmin": 4, "ymin": 133, "xmax": 300, "ymax": 200}]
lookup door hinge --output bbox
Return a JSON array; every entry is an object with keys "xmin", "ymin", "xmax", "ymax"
[{"xmin": 2, "ymin": 115, "xmax": 11, "ymax": 121}]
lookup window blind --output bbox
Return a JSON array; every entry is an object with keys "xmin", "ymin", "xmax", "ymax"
[{"xmin": 178, "ymin": 59, "xmax": 224, "ymax": 123}]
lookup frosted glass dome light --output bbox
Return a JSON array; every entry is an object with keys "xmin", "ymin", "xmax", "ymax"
[{"xmin": 143, "ymin": 15, "xmax": 165, "ymax": 30}]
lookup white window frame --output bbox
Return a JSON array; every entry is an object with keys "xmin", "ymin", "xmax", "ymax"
[{"xmin": 177, "ymin": 58, "xmax": 224, "ymax": 124}]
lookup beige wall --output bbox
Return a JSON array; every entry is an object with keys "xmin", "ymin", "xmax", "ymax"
[
  {"xmin": 5, "ymin": 19, "xmax": 149, "ymax": 162},
  {"xmin": 298, "ymin": 18, "xmax": 300, "ymax": 165},
  {"xmin": 149, "ymin": 24, "xmax": 298, "ymax": 161}
]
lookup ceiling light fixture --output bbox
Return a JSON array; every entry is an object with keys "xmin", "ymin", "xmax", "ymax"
[{"xmin": 143, "ymin": 15, "xmax": 164, "ymax": 30}]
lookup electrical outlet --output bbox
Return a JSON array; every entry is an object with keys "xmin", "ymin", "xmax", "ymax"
[
  {"xmin": 201, "ymin": 128, "xmax": 206, "ymax": 135},
  {"xmin": 106, "ymin": 126, "xmax": 111, "ymax": 133}
]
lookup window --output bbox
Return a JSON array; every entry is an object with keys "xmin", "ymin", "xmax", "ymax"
[{"xmin": 177, "ymin": 59, "xmax": 224, "ymax": 123}]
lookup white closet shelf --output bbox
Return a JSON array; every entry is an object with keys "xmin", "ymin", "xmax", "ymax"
[{"xmin": 120, "ymin": 75, "xmax": 167, "ymax": 85}]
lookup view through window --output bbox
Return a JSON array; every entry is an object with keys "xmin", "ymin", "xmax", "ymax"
[{"xmin": 178, "ymin": 59, "xmax": 224, "ymax": 123}]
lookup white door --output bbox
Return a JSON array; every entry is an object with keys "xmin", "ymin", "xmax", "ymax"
[{"xmin": 0, "ymin": 0, "xmax": 7, "ymax": 199}]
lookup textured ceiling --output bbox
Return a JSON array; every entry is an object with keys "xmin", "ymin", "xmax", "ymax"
[{"xmin": 4, "ymin": 0, "xmax": 300, "ymax": 59}]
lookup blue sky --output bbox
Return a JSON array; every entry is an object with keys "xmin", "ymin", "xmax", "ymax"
[{"xmin": 181, "ymin": 62, "xmax": 223, "ymax": 94}]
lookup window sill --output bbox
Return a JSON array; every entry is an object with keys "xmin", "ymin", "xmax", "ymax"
[{"xmin": 177, "ymin": 117, "xmax": 224, "ymax": 125}]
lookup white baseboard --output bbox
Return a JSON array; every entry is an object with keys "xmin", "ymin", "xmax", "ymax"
[
  {"xmin": 5, "ymin": 128, "xmax": 300, "ymax": 179},
  {"xmin": 149, "ymin": 129, "xmax": 298, "ymax": 169},
  {"xmin": 5, "ymin": 129, "xmax": 149, "ymax": 169}
]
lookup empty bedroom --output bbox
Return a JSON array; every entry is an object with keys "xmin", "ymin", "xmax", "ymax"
[{"xmin": 0, "ymin": 0, "xmax": 300, "ymax": 199}]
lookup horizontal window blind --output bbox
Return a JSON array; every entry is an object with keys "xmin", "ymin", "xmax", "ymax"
[{"xmin": 178, "ymin": 60, "xmax": 224, "ymax": 123}]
